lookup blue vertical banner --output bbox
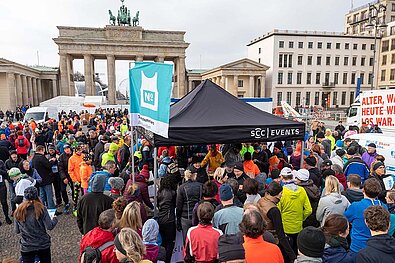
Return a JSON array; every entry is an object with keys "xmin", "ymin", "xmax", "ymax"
[
  {"xmin": 129, "ymin": 62, "xmax": 173, "ymax": 138},
  {"xmin": 356, "ymin": 77, "xmax": 361, "ymax": 98}
]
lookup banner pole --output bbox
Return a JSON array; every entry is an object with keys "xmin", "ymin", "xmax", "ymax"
[
  {"xmin": 300, "ymin": 139, "xmax": 305, "ymax": 170},
  {"xmin": 153, "ymin": 147, "xmax": 158, "ymax": 218},
  {"xmin": 129, "ymin": 113, "xmax": 135, "ymax": 184}
]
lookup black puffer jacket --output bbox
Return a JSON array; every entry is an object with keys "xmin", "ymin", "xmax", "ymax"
[
  {"xmin": 158, "ymin": 188, "xmax": 176, "ymax": 225},
  {"xmin": 58, "ymin": 152, "xmax": 72, "ymax": 181},
  {"xmin": 31, "ymin": 153, "xmax": 53, "ymax": 186},
  {"xmin": 176, "ymin": 180, "xmax": 202, "ymax": 220}
]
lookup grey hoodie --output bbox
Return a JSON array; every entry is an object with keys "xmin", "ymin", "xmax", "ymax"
[
  {"xmin": 316, "ymin": 193, "xmax": 350, "ymax": 225},
  {"xmin": 297, "ymin": 255, "xmax": 323, "ymax": 262}
]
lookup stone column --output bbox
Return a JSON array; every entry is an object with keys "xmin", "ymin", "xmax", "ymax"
[
  {"xmin": 67, "ymin": 55, "xmax": 74, "ymax": 96},
  {"xmin": 16, "ymin": 74, "xmax": 22, "ymax": 107},
  {"xmin": 107, "ymin": 54, "xmax": 116, "ymax": 104},
  {"xmin": 231, "ymin": 75, "xmax": 239, "ymax": 96},
  {"xmin": 21, "ymin": 75, "xmax": 28, "ymax": 105},
  {"xmin": 220, "ymin": 76, "xmax": 225, "ymax": 88},
  {"xmin": 136, "ymin": 55, "xmax": 144, "ymax": 62},
  {"xmin": 59, "ymin": 53, "xmax": 69, "ymax": 96},
  {"xmin": 154, "ymin": 56, "xmax": 165, "ymax": 63},
  {"xmin": 27, "ymin": 77, "xmax": 33, "ymax": 106},
  {"xmin": 6, "ymin": 73, "xmax": 16, "ymax": 110},
  {"xmin": 37, "ymin": 79, "xmax": 43, "ymax": 103},
  {"xmin": 188, "ymin": 80, "xmax": 192, "ymax": 93},
  {"xmin": 84, "ymin": 54, "xmax": 94, "ymax": 96},
  {"xmin": 177, "ymin": 56, "xmax": 186, "ymax": 97},
  {"xmin": 51, "ymin": 79, "xmax": 57, "ymax": 98},
  {"xmin": 260, "ymin": 75, "xmax": 265, "ymax": 98},
  {"xmin": 249, "ymin": 76, "xmax": 255, "ymax": 98},
  {"xmin": 32, "ymin": 78, "xmax": 38, "ymax": 106}
]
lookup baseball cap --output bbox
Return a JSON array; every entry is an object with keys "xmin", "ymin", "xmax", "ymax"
[
  {"xmin": 280, "ymin": 167, "xmax": 292, "ymax": 178},
  {"xmin": 322, "ymin": 160, "xmax": 332, "ymax": 167},
  {"xmin": 295, "ymin": 169, "xmax": 310, "ymax": 181}
]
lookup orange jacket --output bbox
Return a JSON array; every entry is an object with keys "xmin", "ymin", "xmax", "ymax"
[
  {"xmin": 80, "ymin": 162, "xmax": 93, "ymax": 189},
  {"xmin": 243, "ymin": 236, "xmax": 284, "ymax": 263},
  {"xmin": 243, "ymin": 160, "xmax": 260, "ymax": 177},
  {"xmin": 68, "ymin": 153, "xmax": 84, "ymax": 183}
]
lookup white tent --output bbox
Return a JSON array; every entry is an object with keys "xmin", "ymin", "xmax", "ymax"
[{"xmin": 40, "ymin": 96, "xmax": 85, "ymax": 112}]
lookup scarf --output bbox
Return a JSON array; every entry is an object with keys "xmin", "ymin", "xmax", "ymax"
[{"xmin": 327, "ymin": 235, "xmax": 349, "ymax": 250}]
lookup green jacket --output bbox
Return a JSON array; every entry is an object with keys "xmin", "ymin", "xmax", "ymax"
[
  {"xmin": 278, "ymin": 183, "xmax": 312, "ymax": 234},
  {"xmin": 240, "ymin": 146, "xmax": 254, "ymax": 158}
]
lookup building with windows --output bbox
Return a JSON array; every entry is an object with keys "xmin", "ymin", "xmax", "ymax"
[
  {"xmin": 247, "ymin": 30, "xmax": 376, "ymax": 108},
  {"xmin": 344, "ymin": 0, "xmax": 395, "ymax": 36},
  {"xmin": 378, "ymin": 21, "xmax": 395, "ymax": 88}
]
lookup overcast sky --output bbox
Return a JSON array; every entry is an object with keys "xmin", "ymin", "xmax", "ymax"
[{"xmin": 0, "ymin": 0, "xmax": 372, "ymax": 94}]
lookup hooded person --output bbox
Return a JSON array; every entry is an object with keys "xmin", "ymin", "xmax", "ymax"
[
  {"xmin": 8, "ymin": 167, "xmax": 37, "ymax": 205},
  {"xmin": 77, "ymin": 173, "xmax": 114, "ymax": 235},
  {"xmin": 142, "ymin": 219, "xmax": 166, "ymax": 262}
]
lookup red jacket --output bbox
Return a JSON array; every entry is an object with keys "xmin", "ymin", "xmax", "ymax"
[
  {"xmin": 80, "ymin": 227, "xmax": 119, "ymax": 263},
  {"xmin": 15, "ymin": 135, "xmax": 30, "ymax": 155}
]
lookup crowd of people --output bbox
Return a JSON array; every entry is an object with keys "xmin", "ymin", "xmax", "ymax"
[{"xmin": 0, "ymin": 109, "xmax": 394, "ymax": 263}]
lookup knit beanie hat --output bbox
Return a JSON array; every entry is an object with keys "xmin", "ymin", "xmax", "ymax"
[
  {"xmin": 219, "ymin": 184, "xmax": 233, "ymax": 201},
  {"xmin": 140, "ymin": 164, "xmax": 150, "ymax": 180},
  {"xmin": 108, "ymin": 177, "xmax": 125, "ymax": 191},
  {"xmin": 373, "ymin": 161, "xmax": 384, "ymax": 171},
  {"xmin": 24, "ymin": 186, "xmax": 38, "ymax": 201},
  {"xmin": 233, "ymin": 162, "xmax": 244, "ymax": 172},
  {"xmin": 335, "ymin": 140, "xmax": 344, "ymax": 148},
  {"xmin": 8, "ymin": 167, "xmax": 22, "ymax": 180},
  {"xmin": 305, "ymin": 156, "xmax": 317, "ymax": 167},
  {"xmin": 297, "ymin": 226, "xmax": 326, "ymax": 258}
]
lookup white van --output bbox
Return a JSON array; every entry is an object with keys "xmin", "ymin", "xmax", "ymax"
[
  {"xmin": 23, "ymin": 107, "xmax": 58, "ymax": 124},
  {"xmin": 349, "ymin": 133, "xmax": 395, "ymax": 176}
]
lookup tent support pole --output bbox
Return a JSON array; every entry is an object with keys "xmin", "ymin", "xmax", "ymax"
[
  {"xmin": 300, "ymin": 139, "xmax": 305, "ymax": 169},
  {"xmin": 129, "ymin": 113, "xmax": 135, "ymax": 184},
  {"xmin": 153, "ymin": 147, "xmax": 158, "ymax": 217}
]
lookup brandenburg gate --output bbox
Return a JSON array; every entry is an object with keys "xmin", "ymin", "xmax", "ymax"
[{"xmin": 53, "ymin": 25, "xmax": 189, "ymax": 104}]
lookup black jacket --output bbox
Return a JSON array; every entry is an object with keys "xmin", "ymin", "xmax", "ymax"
[
  {"xmin": 93, "ymin": 141, "xmax": 105, "ymax": 169},
  {"xmin": 342, "ymin": 188, "xmax": 364, "ymax": 204},
  {"xmin": 58, "ymin": 152, "xmax": 72, "ymax": 181},
  {"xmin": 298, "ymin": 179, "xmax": 321, "ymax": 227},
  {"xmin": 4, "ymin": 157, "xmax": 21, "ymax": 181},
  {"xmin": 118, "ymin": 144, "xmax": 130, "ymax": 172},
  {"xmin": 0, "ymin": 160, "xmax": 7, "ymax": 186},
  {"xmin": 176, "ymin": 180, "xmax": 202, "ymax": 220},
  {"xmin": 356, "ymin": 234, "xmax": 395, "ymax": 263},
  {"xmin": 158, "ymin": 188, "xmax": 176, "ymax": 225},
  {"xmin": 370, "ymin": 172, "xmax": 389, "ymax": 203},
  {"xmin": 0, "ymin": 146, "xmax": 10, "ymax": 163},
  {"xmin": 252, "ymin": 150, "xmax": 269, "ymax": 174},
  {"xmin": 308, "ymin": 167, "xmax": 322, "ymax": 188},
  {"xmin": 31, "ymin": 153, "xmax": 53, "ymax": 186}
]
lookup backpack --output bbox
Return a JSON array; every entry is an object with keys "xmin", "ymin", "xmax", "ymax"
[
  {"xmin": 18, "ymin": 138, "xmax": 25, "ymax": 147},
  {"xmin": 81, "ymin": 240, "xmax": 114, "ymax": 263}
]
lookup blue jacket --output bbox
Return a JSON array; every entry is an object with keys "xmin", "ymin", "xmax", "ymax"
[
  {"xmin": 87, "ymin": 170, "xmax": 112, "ymax": 192},
  {"xmin": 322, "ymin": 245, "xmax": 356, "ymax": 263},
  {"xmin": 344, "ymin": 198, "xmax": 388, "ymax": 252},
  {"xmin": 343, "ymin": 157, "xmax": 369, "ymax": 183}
]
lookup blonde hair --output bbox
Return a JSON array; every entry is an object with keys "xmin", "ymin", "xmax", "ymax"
[
  {"xmin": 213, "ymin": 167, "xmax": 225, "ymax": 182},
  {"xmin": 117, "ymin": 228, "xmax": 146, "ymax": 263},
  {"xmin": 324, "ymin": 175, "xmax": 340, "ymax": 195},
  {"xmin": 119, "ymin": 201, "xmax": 142, "ymax": 231},
  {"xmin": 184, "ymin": 169, "xmax": 197, "ymax": 181}
]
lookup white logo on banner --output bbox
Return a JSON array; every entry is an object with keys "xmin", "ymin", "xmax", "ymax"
[{"xmin": 140, "ymin": 72, "xmax": 159, "ymax": 111}]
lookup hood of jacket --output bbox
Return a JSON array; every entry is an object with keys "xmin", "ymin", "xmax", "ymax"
[
  {"xmin": 298, "ymin": 180, "xmax": 320, "ymax": 201},
  {"xmin": 366, "ymin": 234, "xmax": 395, "ymax": 255},
  {"xmin": 297, "ymin": 255, "xmax": 322, "ymax": 263},
  {"xmin": 91, "ymin": 173, "xmax": 106, "ymax": 192},
  {"xmin": 283, "ymin": 183, "xmax": 302, "ymax": 198},
  {"xmin": 344, "ymin": 188, "xmax": 364, "ymax": 202},
  {"xmin": 142, "ymin": 219, "xmax": 159, "ymax": 243},
  {"xmin": 81, "ymin": 227, "xmax": 114, "ymax": 251},
  {"xmin": 324, "ymin": 193, "xmax": 345, "ymax": 204}
]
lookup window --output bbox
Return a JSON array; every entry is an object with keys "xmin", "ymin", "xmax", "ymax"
[
  {"xmin": 286, "ymin": 92, "xmax": 292, "ymax": 104},
  {"xmin": 317, "ymin": 56, "xmax": 322, "ymax": 65},
  {"xmin": 288, "ymin": 55, "xmax": 293, "ymax": 67},
  {"xmin": 370, "ymin": 57, "xmax": 374, "ymax": 66},
  {"xmin": 353, "ymin": 43, "xmax": 358, "ymax": 50},
  {"xmin": 352, "ymin": 56, "xmax": 357, "ymax": 66},
  {"xmin": 345, "ymin": 43, "xmax": 350, "ymax": 49},
  {"xmin": 360, "ymin": 73, "xmax": 365, "ymax": 84},
  {"xmin": 333, "ymin": 91, "xmax": 338, "ymax": 106},
  {"xmin": 392, "ymin": 15, "xmax": 395, "ymax": 22},
  {"xmin": 238, "ymin": 80, "xmax": 244, "ymax": 87},
  {"xmin": 298, "ymin": 42, "xmax": 303, "ymax": 48},
  {"xmin": 305, "ymin": 92, "xmax": 311, "ymax": 106},
  {"xmin": 326, "ymin": 56, "xmax": 331, "ymax": 66},
  {"xmin": 382, "ymin": 40, "xmax": 389, "ymax": 52},
  {"xmin": 317, "ymin": 42, "xmax": 322, "ymax": 49},
  {"xmin": 284, "ymin": 54, "xmax": 288, "ymax": 67},
  {"xmin": 289, "ymin": 41, "xmax": 294, "ymax": 48},
  {"xmin": 279, "ymin": 54, "xmax": 283, "ymax": 67},
  {"xmin": 341, "ymin": 91, "xmax": 346, "ymax": 105},
  {"xmin": 392, "ymin": 40, "xmax": 395, "ymax": 50},
  {"xmin": 381, "ymin": 69, "xmax": 386, "ymax": 81},
  {"xmin": 343, "ymin": 72, "xmax": 348, "ymax": 84},
  {"xmin": 297, "ymin": 72, "xmax": 302, "ymax": 84},
  {"xmin": 258, "ymin": 58, "xmax": 261, "ymax": 63},
  {"xmin": 296, "ymin": 92, "xmax": 301, "ymax": 106},
  {"xmin": 325, "ymin": 72, "xmax": 330, "ymax": 85},
  {"xmin": 392, "ymin": 54, "xmax": 395, "ymax": 64},
  {"xmin": 327, "ymin": 43, "xmax": 332, "ymax": 49},
  {"xmin": 279, "ymin": 41, "xmax": 284, "ymax": 48},
  {"xmin": 307, "ymin": 56, "xmax": 313, "ymax": 65},
  {"xmin": 258, "ymin": 48, "xmax": 261, "ymax": 54},
  {"xmin": 371, "ymin": 44, "xmax": 375, "ymax": 50},
  {"xmin": 392, "ymin": 3, "xmax": 395, "ymax": 11},
  {"xmin": 278, "ymin": 72, "xmax": 283, "ymax": 84},
  {"xmin": 277, "ymin": 92, "xmax": 282, "ymax": 106},
  {"xmin": 350, "ymin": 91, "xmax": 355, "ymax": 105},
  {"xmin": 362, "ymin": 43, "xmax": 366, "ymax": 50},
  {"xmin": 334, "ymin": 72, "xmax": 339, "ymax": 84},
  {"xmin": 361, "ymin": 57, "xmax": 366, "ymax": 66},
  {"xmin": 391, "ymin": 69, "xmax": 395, "ymax": 81},
  {"xmin": 297, "ymin": 55, "xmax": 303, "ymax": 65},
  {"xmin": 368, "ymin": 73, "xmax": 373, "ymax": 84},
  {"xmin": 336, "ymin": 43, "xmax": 341, "ymax": 49},
  {"xmin": 351, "ymin": 72, "xmax": 356, "ymax": 84},
  {"xmin": 316, "ymin": 72, "xmax": 321, "ymax": 84},
  {"xmin": 287, "ymin": 72, "xmax": 293, "ymax": 84},
  {"xmin": 307, "ymin": 73, "xmax": 312, "ymax": 84},
  {"xmin": 344, "ymin": 57, "xmax": 349, "ymax": 66},
  {"xmin": 314, "ymin": 92, "xmax": 320, "ymax": 105},
  {"xmin": 335, "ymin": 56, "xmax": 340, "ymax": 66},
  {"xmin": 308, "ymin": 42, "xmax": 313, "ymax": 48},
  {"xmin": 383, "ymin": 55, "xmax": 387, "ymax": 65}
]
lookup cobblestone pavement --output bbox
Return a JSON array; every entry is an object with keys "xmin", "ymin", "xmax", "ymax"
[{"xmin": 0, "ymin": 208, "xmax": 82, "ymax": 262}]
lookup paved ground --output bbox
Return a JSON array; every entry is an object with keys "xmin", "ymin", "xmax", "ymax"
[{"xmin": 0, "ymin": 206, "xmax": 82, "ymax": 262}]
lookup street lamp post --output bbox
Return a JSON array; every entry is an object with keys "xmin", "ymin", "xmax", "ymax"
[{"xmin": 366, "ymin": 3, "xmax": 388, "ymax": 90}]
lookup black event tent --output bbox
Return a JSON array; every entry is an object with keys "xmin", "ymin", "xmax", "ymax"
[{"xmin": 149, "ymin": 79, "xmax": 305, "ymax": 146}]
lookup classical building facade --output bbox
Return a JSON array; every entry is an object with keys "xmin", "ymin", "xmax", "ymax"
[
  {"xmin": 247, "ymin": 30, "xmax": 376, "ymax": 108},
  {"xmin": 0, "ymin": 58, "xmax": 59, "ymax": 111},
  {"xmin": 186, "ymin": 58, "xmax": 269, "ymax": 97},
  {"xmin": 53, "ymin": 26, "xmax": 189, "ymax": 104},
  {"xmin": 377, "ymin": 21, "xmax": 395, "ymax": 88}
]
